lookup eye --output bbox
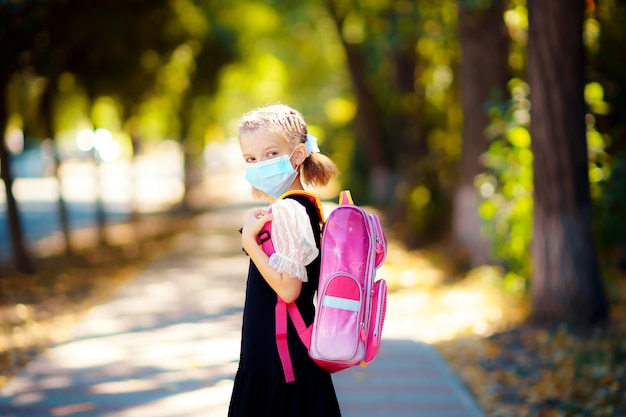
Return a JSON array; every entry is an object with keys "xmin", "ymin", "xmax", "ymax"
[
  {"xmin": 244, "ymin": 156, "xmax": 256, "ymax": 163},
  {"xmin": 266, "ymin": 150, "xmax": 279, "ymax": 158}
]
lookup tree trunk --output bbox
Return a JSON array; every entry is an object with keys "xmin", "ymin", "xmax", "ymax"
[
  {"xmin": 178, "ymin": 97, "xmax": 204, "ymax": 213},
  {"xmin": 180, "ymin": 128, "xmax": 198, "ymax": 213},
  {"xmin": 324, "ymin": 0, "xmax": 393, "ymax": 205},
  {"xmin": 0, "ymin": 78, "xmax": 36, "ymax": 274},
  {"xmin": 453, "ymin": 0, "xmax": 509, "ymax": 267},
  {"xmin": 527, "ymin": 0, "xmax": 608, "ymax": 327},
  {"xmin": 41, "ymin": 81, "xmax": 72, "ymax": 256},
  {"xmin": 91, "ymin": 114, "xmax": 108, "ymax": 247},
  {"xmin": 93, "ymin": 155, "xmax": 108, "ymax": 246}
]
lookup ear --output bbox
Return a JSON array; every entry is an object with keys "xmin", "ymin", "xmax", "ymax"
[{"xmin": 293, "ymin": 143, "xmax": 307, "ymax": 166}]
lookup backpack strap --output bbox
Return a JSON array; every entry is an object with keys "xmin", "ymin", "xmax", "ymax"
[
  {"xmin": 287, "ymin": 302, "xmax": 313, "ymax": 347},
  {"xmin": 276, "ymin": 297, "xmax": 314, "ymax": 383},
  {"xmin": 275, "ymin": 299, "xmax": 296, "ymax": 383},
  {"xmin": 258, "ymin": 190, "xmax": 324, "ymax": 255},
  {"xmin": 271, "ymin": 191, "xmax": 323, "ymax": 383},
  {"xmin": 280, "ymin": 190, "xmax": 325, "ymax": 223}
]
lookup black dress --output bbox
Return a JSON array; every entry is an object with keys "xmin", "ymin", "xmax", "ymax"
[{"xmin": 228, "ymin": 194, "xmax": 342, "ymax": 417}]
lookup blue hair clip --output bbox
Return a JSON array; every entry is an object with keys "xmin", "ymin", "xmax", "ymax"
[{"xmin": 305, "ymin": 133, "xmax": 321, "ymax": 155}]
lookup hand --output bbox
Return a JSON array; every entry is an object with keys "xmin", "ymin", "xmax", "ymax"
[{"xmin": 241, "ymin": 208, "xmax": 273, "ymax": 243}]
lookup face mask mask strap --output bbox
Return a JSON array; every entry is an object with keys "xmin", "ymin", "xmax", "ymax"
[{"xmin": 286, "ymin": 144, "xmax": 305, "ymax": 172}]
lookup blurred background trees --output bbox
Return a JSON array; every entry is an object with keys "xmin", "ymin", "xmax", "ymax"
[
  {"xmin": 527, "ymin": 0, "xmax": 607, "ymax": 325},
  {"xmin": 1, "ymin": 0, "xmax": 625, "ymax": 328}
]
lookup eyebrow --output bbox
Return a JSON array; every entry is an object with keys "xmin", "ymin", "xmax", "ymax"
[
  {"xmin": 255, "ymin": 145, "xmax": 280, "ymax": 155},
  {"xmin": 243, "ymin": 145, "xmax": 280, "ymax": 159}
]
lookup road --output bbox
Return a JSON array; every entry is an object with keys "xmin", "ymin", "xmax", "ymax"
[{"xmin": 0, "ymin": 205, "xmax": 486, "ymax": 417}]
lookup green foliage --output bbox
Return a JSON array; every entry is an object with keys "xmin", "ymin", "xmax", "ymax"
[
  {"xmin": 476, "ymin": 3, "xmax": 626, "ymax": 290},
  {"xmin": 587, "ymin": 0, "xmax": 626, "ymax": 268},
  {"xmin": 209, "ymin": 1, "xmax": 351, "ymax": 143},
  {"xmin": 589, "ymin": 133, "xmax": 626, "ymax": 268},
  {"xmin": 478, "ymin": 78, "xmax": 533, "ymax": 290},
  {"xmin": 343, "ymin": 0, "xmax": 461, "ymax": 235},
  {"xmin": 4, "ymin": 0, "xmax": 626, "ymax": 269},
  {"xmin": 405, "ymin": 1, "xmax": 462, "ymax": 240},
  {"xmin": 594, "ymin": 154, "xmax": 626, "ymax": 253},
  {"xmin": 478, "ymin": 73, "xmax": 621, "ymax": 290},
  {"xmin": 504, "ymin": 0, "xmax": 528, "ymax": 73}
]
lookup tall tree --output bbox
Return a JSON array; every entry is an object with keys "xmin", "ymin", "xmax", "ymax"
[
  {"xmin": 60, "ymin": 0, "xmax": 186, "ymax": 245},
  {"xmin": 321, "ymin": 0, "xmax": 463, "ymax": 245},
  {"xmin": 0, "ymin": 2, "xmax": 37, "ymax": 274},
  {"xmin": 167, "ymin": 1, "xmax": 236, "ymax": 212},
  {"xmin": 453, "ymin": 0, "xmax": 510, "ymax": 266},
  {"xmin": 527, "ymin": 0, "xmax": 607, "ymax": 326},
  {"xmin": 32, "ymin": 0, "xmax": 192, "ymax": 246},
  {"xmin": 38, "ymin": 80, "xmax": 72, "ymax": 256},
  {"xmin": 0, "ymin": 82, "xmax": 35, "ymax": 274},
  {"xmin": 323, "ymin": 0, "xmax": 394, "ymax": 205}
]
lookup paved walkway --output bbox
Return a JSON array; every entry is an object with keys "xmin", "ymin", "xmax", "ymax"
[{"xmin": 0, "ymin": 206, "xmax": 486, "ymax": 417}]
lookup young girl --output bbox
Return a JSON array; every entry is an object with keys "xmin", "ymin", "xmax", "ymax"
[{"xmin": 228, "ymin": 104, "xmax": 342, "ymax": 417}]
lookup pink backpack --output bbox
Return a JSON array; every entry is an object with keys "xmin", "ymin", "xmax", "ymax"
[{"xmin": 258, "ymin": 190, "xmax": 387, "ymax": 383}]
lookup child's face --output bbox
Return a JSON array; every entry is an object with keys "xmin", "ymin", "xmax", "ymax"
[{"xmin": 240, "ymin": 129, "xmax": 292, "ymax": 164}]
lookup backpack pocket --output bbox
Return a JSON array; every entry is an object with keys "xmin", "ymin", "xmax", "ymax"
[
  {"xmin": 364, "ymin": 279, "xmax": 387, "ymax": 364},
  {"xmin": 311, "ymin": 273, "xmax": 364, "ymax": 362}
]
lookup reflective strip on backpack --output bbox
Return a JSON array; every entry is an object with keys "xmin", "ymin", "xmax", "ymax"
[{"xmin": 322, "ymin": 295, "xmax": 361, "ymax": 312}]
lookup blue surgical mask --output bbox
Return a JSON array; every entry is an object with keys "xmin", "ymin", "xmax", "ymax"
[{"xmin": 244, "ymin": 149, "xmax": 298, "ymax": 198}]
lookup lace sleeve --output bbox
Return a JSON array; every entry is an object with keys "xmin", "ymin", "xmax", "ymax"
[{"xmin": 268, "ymin": 199, "xmax": 319, "ymax": 282}]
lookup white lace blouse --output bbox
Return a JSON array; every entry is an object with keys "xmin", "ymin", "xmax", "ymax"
[{"xmin": 268, "ymin": 199, "xmax": 319, "ymax": 282}]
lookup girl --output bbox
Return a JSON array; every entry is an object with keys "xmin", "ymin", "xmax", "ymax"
[{"xmin": 228, "ymin": 104, "xmax": 342, "ymax": 417}]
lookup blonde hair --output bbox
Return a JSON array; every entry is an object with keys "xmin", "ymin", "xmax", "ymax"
[{"xmin": 239, "ymin": 104, "xmax": 339, "ymax": 189}]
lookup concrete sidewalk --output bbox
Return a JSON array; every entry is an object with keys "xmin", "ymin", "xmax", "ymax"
[{"xmin": 0, "ymin": 206, "xmax": 486, "ymax": 417}]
